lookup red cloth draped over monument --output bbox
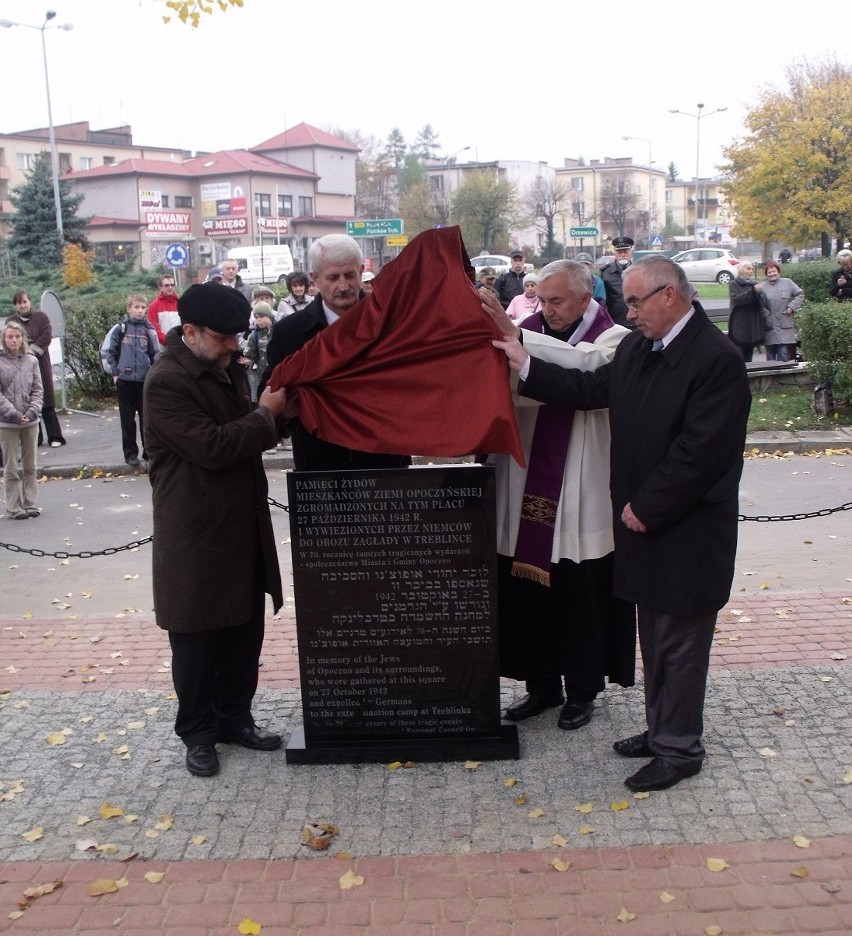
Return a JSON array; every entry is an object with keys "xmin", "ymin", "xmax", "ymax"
[{"xmin": 267, "ymin": 226, "xmax": 524, "ymax": 465}]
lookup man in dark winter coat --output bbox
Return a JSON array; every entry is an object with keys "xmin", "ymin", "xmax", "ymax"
[
  {"xmin": 599, "ymin": 236, "xmax": 635, "ymax": 327},
  {"xmin": 495, "ymin": 250, "xmax": 527, "ymax": 310},
  {"xmin": 143, "ymin": 283, "xmax": 289, "ymax": 777},
  {"xmin": 487, "ymin": 256, "xmax": 750, "ymax": 793}
]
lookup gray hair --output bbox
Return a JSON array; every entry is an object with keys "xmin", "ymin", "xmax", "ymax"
[
  {"xmin": 308, "ymin": 234, "xmax": 363, "ymax": 276},
  {"xmin": 538, "ymin": 260, "xmax": 593, "ymax": 295},
  {"xmin": 630, "ymin": 255, "xmax": 692, "ymax": 302}
]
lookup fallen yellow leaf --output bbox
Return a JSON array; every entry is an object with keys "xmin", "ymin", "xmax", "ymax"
[
  {"xmin": 144, "ymin": 871, "xmax": 165, "ymax": 884},
  {"xmin": 844, "ymin": 770, "xmax": 852, "ymax": 784},
  {"xmin": 87, "ymin": 878, "xmax": 119, "ymax": 896},
  {"xmin": 579, "ymin": 824, "xmax": 596, "ymax": 835},
  {"xmin": 551, "ymin": 858, "xmax": 570, "ymax": 872},
  {"xmin": 793, "ymin": 834, "xmax": 811, "ymax": 848},
  {"xmin": 552, "ymin": 834, "xmax": 568, "ymax": 847},
  {"xmin": 659, "ymin": 891, "xmax": 676, "ymax": 903},
  {"xmin": 22, "ymin": 826, "xmax": 44, "ymax": 843},
  {"xmin": 191, "ymin": 835, "xmax": 206, "ymax": 845},
  {"xmin": 791, "ymin": 865, "xmax": 808, "ymax": 878},
  {"xmin": 705, "ymin": 927, "xmax": 723, "ymax": 936},
  {"xmin": 46, "ymin": 732, "xmax": 67, "ymax": 746},
  {"xmin": 22, "ymin": 881, "xmax": 62, "ymax": 899},
  {"xmin": 387, "ymin": 761, "xmax": 402, "ymax": 770},
  {"xmin": 98, "ymin": 803, "xmax": 124, "ymax": 820},
  {"xmin": 154, "ymin": 815, "xmax": 174, "ymax": 831},
  {"xmin": 463, "ymin": 761, "xmax": 481, "ymax": 770},
  {"xmin": 503, "ymin": 778, "xmax": 518, "ymax": 787},
  {"xmin": 616, "ymin": 907, "xmax": 636, "ymax": 923},
  {"xmin": 575, "ymin": 802, "xmax": 593, "ymax": 814},
  {"xmin": 98, "ymin": 844, "xmax": 119, "ymax": 855},
  {"xmin": 610, "ymin": 800, "xmax": 630, "ymax": 812},
  {"xmin": 633, "ymin": 791, "xmax": 651, "ymax": 800},
  {"xmin": 514, "ymin": 794, "xmax": 527, "ymax": 806},
  {"xmin": 144, "ymin": 830, "xmax": 159, "ymax": 839},
  {"xmin": 237, "ymin": 920, "xmax": 262, "ymax": 935},
  {"xmin": 338, "ymin": 868, "xmax": 364, "ymax": 890},
  {"xmin": 706, "ymin": 857, "xmax": 730, "ymax": 872},
  {"xmin": 527, "ymin": 807, "xmax": 545, "ymax": 819}
]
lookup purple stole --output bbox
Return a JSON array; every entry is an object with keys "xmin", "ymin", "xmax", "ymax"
[{"xmin": 512, "ymin": 302, "xmax": 615, "ymax": 585}]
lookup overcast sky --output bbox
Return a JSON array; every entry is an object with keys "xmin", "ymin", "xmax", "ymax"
[{"xmin": 1, "ymin": 0, "xmax": 846, "ymax": 182}]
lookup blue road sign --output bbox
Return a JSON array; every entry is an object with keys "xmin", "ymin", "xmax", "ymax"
[{"xmin": 165, "ymin": 243, "xmax": 189, "ymax": 268}]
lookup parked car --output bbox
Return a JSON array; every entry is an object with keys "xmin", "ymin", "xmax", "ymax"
[
  {"xmin": 470, "ymin": 254, "xmax": 534, "ymax": 276},
  {"xmin": 670, "ymin": 248, "xmax": 740, "ymax": 284}
]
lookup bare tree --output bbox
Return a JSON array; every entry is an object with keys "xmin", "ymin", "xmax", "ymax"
[
  {"xmin": 523, "ymin": 177, "xmax": 571, "ymax": 261},
  {"xmin": 598, "ymin": 172, "xmax": 640, "ymax": 238}
]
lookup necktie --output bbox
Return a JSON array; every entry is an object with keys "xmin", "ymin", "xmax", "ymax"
[{"xmin": 652, "ymin": 339, "xmax": 664, "ymax": 352}]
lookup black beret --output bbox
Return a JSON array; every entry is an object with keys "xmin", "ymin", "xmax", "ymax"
[
  {"xmin": 612, "ymin": 236, "xmax": 635, "ymax": 249},
  {"xmin": 178, "ymin": 282, "xmax": 251, "ymax": 333}
]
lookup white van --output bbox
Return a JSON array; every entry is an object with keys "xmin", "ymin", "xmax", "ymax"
[{"xmin": 227, "ymin": 245, "xmax": 294, "ymax": 284}]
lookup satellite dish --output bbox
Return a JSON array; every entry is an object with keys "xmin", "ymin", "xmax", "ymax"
[{"xmin": 40, "ymin": 290, "xmax": 65, "ymax": 339}]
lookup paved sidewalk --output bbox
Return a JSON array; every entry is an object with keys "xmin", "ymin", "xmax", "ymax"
[{"xmin": 1, "ymin": 413, "xmax": 851, "ymax": 934}]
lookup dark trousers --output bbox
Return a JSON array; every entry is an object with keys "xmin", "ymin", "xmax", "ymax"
[
  {"xmin": 37, "ymin": 407, "xmax": 65, "ymax": 446},
  {"xmin": 637, "ymin": 606, "xmax": 717, "ymax": 770},
  {"xmin": 168, "ymin": 582, "xmax": 266, "ymax": 746},
  {"xmin": 115, "ymin": 379, "xmax": 146, "ymax": 459}
]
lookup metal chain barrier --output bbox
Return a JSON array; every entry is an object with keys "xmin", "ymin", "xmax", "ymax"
[{"xmin": 1, "ymin": 498, "xmax": 848, "ymax": 558}]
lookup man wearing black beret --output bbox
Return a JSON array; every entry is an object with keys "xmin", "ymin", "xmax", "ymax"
[
  {"xmin": 143, "ymin": 282, "xmax": 290, "ymax": 777},
  {"xmin": 600, "ymin": 236, "xmax": 635, "ymax": 328}
]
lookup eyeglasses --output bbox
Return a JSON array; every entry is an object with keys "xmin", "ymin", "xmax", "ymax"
[
  {"xmin": 625, "ymin": 284, "xmax": 667, "ymax": 311},
  {"xmin": 200, "ymin": 327, "xmax": 241, "ymax": 344}
]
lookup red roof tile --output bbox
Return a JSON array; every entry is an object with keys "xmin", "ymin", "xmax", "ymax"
[{"xmin": 251, "ymin": 122, "xmax": 359, "ymax": 154}]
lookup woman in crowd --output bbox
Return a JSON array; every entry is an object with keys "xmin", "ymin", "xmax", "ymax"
[
  {"xmin": 761, "ymin": 261, "xmax": 804, "ymax": 362},
  {"xmin": 277, "ymin": 271, "xmax": 312, "ymax": 317},
  {"xmin": 0, "ymin": 321, "xmax": 43, "ymax": 519},
  {"xmin": 505, "ymin": 273, "xmax": 541, "ymax": 322},
  {"xmin": 7, "ymin": 290, "xmax": 66, "ymax": 446},
  {"xmin": 727, "ymin": 261, "xmax": 765, "ymax": 362},
  {"xmin": 829, "ymin": 249, "xmax": 852, "ymax": 302}
]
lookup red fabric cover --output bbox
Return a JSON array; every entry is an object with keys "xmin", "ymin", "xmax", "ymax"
[{"xmin": 267, "ymin": 226, "xmax": 524, "ymax": 465}]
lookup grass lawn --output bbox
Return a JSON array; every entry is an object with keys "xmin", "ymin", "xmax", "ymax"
[
  {"xmin": 748, "ymin": 384, "xmax": 852, "ymax": 433},
  {"xmin": 693, "ymin": 283, "xmax": 729, "ymax": 300}
]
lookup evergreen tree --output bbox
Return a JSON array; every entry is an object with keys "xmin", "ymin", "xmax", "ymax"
[
  {"xmin": 383, "ymin": 127, "xmax": 408, "ymax": 170},
  {"xmin": 5, "ymin": 152, "xmax": 89, "ymax": 268},
  {"xmin": 413, "ymin": 124, "xmax": 441, "ymax": 160},
  {"xmin": 667, "ymin": 161, "xmax": 679, "ymax": 182}
]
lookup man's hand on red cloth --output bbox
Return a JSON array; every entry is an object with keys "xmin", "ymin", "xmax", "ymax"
[{"xmin": 480, "ymin": 287, "xmax": 521, "ymax": 341}]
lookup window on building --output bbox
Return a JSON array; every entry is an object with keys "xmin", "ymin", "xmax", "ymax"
[
  {"xmin": 175, "ymin": 195, "xmax": 193, "ymax": 208},
  {"xmin": 16, "ymin": 153, "xmax": 34, "ymax": 170},
  {"xmin": 103, "ymin": 156, "xmax": 115, "ymax": 165},
  {"xmin": 255, "ymin": 193, "xmax": 271, "ymax": 216},
  {"xmin": 570, "ymin": 177, "xmax": 584, "ymax": 190},
  {"xmin": 80, "ymin": 156, "xmax": 94, "ymax": 170},
  {"xmin": 278, "ymin": 194, "xmax": 293, "ymax": 217},
  {"xmin": 298, "ymin": 196, "xmax": 313, "ymax": 217},
  {"xmin": 161, "ymin": 195, "xmax": 170, "ymax": 207},
  {"xmin": 665, "ymin": 190, "xmax": 673, "ymax": 203},
  {"xmin": 59, "ymin": 152, "xmax": 72, "ymax": 173},
  {"xmin": 430, "ymin": 176, "xmax": 444, "ymax": 191}
]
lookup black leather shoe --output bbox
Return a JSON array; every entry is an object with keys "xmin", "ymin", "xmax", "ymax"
[
  {"xmin": 557, "ymin": 700, "xmax": 594, "ymax": 730},
  {"xmin": 220, "ymin": 724, "xmax": 282, "ymax": 751},
  {"xmin": 613, "ymin": 732, "xmax": 653, "ymax": 758},
  {"xmin": 624, "ymin": 757, "xmax": 701, "ymax": 792},
  {"xmin": 186, "ymin": 744, "xmax": 219, "ymax": 777},
  {"xmin": 504, "ymin": 691, "xmax": 564, "ymax": 721}
]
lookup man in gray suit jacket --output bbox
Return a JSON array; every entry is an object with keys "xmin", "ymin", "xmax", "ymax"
[{"xmin": 484, "ymin": 255, "xmax": 750, "ymax": 792}]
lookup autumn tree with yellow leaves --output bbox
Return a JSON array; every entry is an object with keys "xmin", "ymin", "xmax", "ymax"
[
  {"xmin": 162, "ymin": 0, "xmax": 244, "ymax": 28},
  {"xmin": 62, "ymin": 243, "xmax": 95, "ymax": 288},
  {"xmin": 722, "ymin": 60, "xmax": 852, "ymax": 255}
]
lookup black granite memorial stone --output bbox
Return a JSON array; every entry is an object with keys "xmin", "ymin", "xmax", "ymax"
[{"xmin": 285, "ymin": 464, "xmax": 518, "ymax": 763}]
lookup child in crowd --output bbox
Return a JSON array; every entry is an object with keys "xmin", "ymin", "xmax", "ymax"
[
  {"xmin": 0, "ymin": 321, "xmax": 43, "ymax": 518},
  {"xmin": 242, "ymin": 303, "xmax": 274, "ymax": 403},
  {"xmin": 106, "ymin": 294, "xmax": 159, "ymax": 468}
]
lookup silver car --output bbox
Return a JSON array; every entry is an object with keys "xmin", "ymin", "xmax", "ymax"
[{"xmin": 671, "ymin": 248, "xmax": 740, "ymax": 284}]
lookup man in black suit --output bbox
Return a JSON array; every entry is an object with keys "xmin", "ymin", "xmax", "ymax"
[
  {"xmin": 264, "ymin": 234, "xmax": 411, "ymax": 472},
  {"xmin": 485, "ymin": 255, "xmax": 750, "ymax": 792}
]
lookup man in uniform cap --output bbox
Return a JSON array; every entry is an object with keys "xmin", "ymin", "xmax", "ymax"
[
  {"xmin": 143, "ymin": 283, "xmax": 290, "ymax": 778},
  {"xmin": 600, "ymin": 236, "xmax": 635, "ymax": 328},
  {"xmin": 495, "ymin": 249, "xmax": 527, "ymax": 310}
]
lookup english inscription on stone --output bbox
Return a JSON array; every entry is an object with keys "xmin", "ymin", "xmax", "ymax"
[{"xmin": 287, "ymin": 465, "xmax": 499, "ymax": 747}]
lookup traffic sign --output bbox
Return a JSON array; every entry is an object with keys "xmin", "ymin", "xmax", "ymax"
[
  {"xmin": 569, "ymin": 226, "xmax": 599, "ymax": 238},
  {"xmin": 165, "ymin": 243, "xmax": 189, "ymax": 268},
  {"xmin": 347, "ymin": 219, "xmax": 404, "ymax": 237},
  {"xmin": 386, "ymin": 235, "xmax": 409, "ymax": 247},
  {"xmin": 650, "ymin": 235, "xmax": 663, "ymax": 247}
]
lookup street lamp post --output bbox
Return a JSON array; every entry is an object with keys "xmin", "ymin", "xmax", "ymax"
[
  {"xmin": 669, "ymin": 104, "xmax": 727, "ymax": 243},
  {"xmin": 622, "ymin": 135, "xmax": 653, "ymax": 246},
  {"xmin": 1, "ymin": 10, "xmax": 74, "ymax": 241}
]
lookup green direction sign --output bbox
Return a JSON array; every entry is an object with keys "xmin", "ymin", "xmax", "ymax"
[
  {"xmin": 569, "ymin": 226, "xmax": 599, "ymax": 238},
  {"xmin": 347, "ymin": 219, "xmax": 404, "ymax": 237}
]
